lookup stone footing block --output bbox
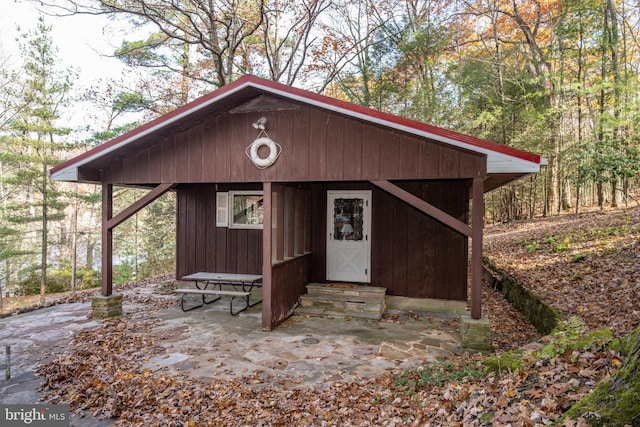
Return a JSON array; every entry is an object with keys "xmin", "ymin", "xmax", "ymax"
[
  {"xmin": 460, "ymin": 313, "xmax": 492, "ymax": 353},
  {"xmin": 91, "ymin": 294, "xmax": 123, "ymax": 319}
]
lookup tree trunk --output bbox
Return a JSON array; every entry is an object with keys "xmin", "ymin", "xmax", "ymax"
[
  {"xmin": 40, "ymin": 163, "xmax": 47, "ymax": 305},
  {"xmin": 528, "ymin": 176, "xmax": 535, "ymax": 218},
  {"xmin": 606, "ymin": 0, "xmax": 622, "ymax": 211},
  {"xmin": 86, "ymin": 239, "xmax": 95, "ymax": 270},
  {"xmin": 622, "ymin": 177, "xmax": 629, "ymax": 206},
  {"xmin": 545, "ymin": 158, "xmax": 558, "ymax": 216},
  {"xmin": 561, "ymin": 178, "xmax": 572, "ymax": 211},
  {"xmin": 71, "ymin": 184, "xmax": 78, "ymax": 294},
  {"xmin": 597, "ymin": 181, "xmax": 605, "ymax": 209},
  {"xmin": 611, "ymin": 179, "xmax": 620, "ymax": 208},
  {"xmin": 4, "ymin": 259, "xmax": 9, "ymax": 298}
]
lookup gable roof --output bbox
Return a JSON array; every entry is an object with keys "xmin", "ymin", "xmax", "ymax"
[{"xmin": 50, "ymin": 74, "xmax": 543, "ymax": 183}]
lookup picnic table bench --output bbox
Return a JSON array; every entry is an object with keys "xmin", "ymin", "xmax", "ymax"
[{"xmin": 176, "ymin": 272, "xmax": 262, "ymax": 315}]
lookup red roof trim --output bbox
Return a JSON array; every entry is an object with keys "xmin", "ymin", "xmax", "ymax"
[{"xmin": 51, "ymin": 74, "xmax": 540, "ymax": 175}]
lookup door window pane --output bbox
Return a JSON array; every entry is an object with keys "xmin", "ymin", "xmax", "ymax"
[{"xmin": 333, "ymin": 198, "xmax": 364, "ymax": 241}]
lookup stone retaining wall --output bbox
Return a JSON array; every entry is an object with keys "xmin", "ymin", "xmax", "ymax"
[{"xmin": 483, "ymin": 260, "xmax": 560, "ymax": 335}]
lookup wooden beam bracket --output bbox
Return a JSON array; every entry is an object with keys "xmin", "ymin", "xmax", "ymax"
[
  {"xmin": 106, "ymin": 183, "xmax": 176, "ymax": 230},
  {"xmin": 369, "ymin": 180, "xmax": 472, "ymax": 237},
  {"xmin": 102, "ymin": 183, "xmax": 175, "ymax": 297},
  {"xmin": 370, "ymin": 179, "xmax": 486, "ymax": 319}
]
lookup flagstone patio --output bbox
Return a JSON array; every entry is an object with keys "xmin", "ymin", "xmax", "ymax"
[{"xmin": 0, "ymin": 282, "xmax": 463, "ymax": 425}]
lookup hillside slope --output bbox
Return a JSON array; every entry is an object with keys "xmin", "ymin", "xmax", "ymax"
[
  {"xmin": 483, "ymin": 205, "xmax": 640, "ymax": 426},
  {"xmin": 485, "ymin": 205, "xmax": 639, "ymax": 338}
]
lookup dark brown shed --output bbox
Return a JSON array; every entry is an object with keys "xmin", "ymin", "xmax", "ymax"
[{"xmin": 51, "ymin": 75, "xmax": 543, "ymax": 330}]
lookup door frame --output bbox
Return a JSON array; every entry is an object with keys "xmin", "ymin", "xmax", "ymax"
[{"xmin": 326, "ymin": 190, "xmax": 372, "ymax": 283}]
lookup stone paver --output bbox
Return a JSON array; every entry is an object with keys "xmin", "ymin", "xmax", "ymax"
[
  {"xmin": 144, "ymin": 297, "xmax": 461, "ymax": 390},
  {"xmin": 0, "ymin": 284, "xmax": 462, "ymax": 425}
]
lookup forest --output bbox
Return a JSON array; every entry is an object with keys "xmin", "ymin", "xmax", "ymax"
[{"xmin": 1, "ymin": 0, "xmax": 639, "ymax": 302}]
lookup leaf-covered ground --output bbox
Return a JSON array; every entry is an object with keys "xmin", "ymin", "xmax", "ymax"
[
  {"xmin": 37, "ymin": 206, "xmax": 639, "ymax": 426},
  {"xmin": 37, "ymin": 313, "xmax": 623, "ymax": 426},
  {"xmin": 485, "ymin": 205, "xmax": 640, "ymax": 337}
]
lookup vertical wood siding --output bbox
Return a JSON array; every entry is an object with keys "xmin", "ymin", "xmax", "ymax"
[
  {"xmin": 176, "ymin": 181, "xmax": 468, "ymax": 300},
  {"xmin": 269, "ymin": 255, "xmax": 312, "ymax": 329},
  {"xmin": 309, "ymin": 181, "xmax": 469, "ymax": 301},
  {"xmin": 102, "ymin": 99, "xmax": 484, "ymax": 185},
  {"xmin": 176, "ymin": 184, "xmax": 263, "ymax": 278}
]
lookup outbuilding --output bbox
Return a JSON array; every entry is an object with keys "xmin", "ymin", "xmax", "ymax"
[{"xmin": 51, "ymin": 75, "xmax": 542, "ymax": 334}]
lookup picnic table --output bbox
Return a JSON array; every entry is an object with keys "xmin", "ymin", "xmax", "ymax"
[{"xmin": 176, "ymin": 272, "xmax": 262, "ymax": 315}]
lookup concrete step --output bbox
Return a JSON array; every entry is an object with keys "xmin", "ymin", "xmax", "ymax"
[
  {"xmin": 295, "ymin": 283, "xmax": 386, "ymax": 320},
  {"xmin": 306, "ymin": 283, "xmax": 386, "ymax": 298},
  {"xmin": 295, "ymin": 305, "xmax": 383, "ymax": 320},
  {"xmin": 299, "ymin": 294, "xmax": 384, "ymax": 312}
]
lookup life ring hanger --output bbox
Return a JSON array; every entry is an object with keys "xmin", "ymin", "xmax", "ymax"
[{"xmin": 246, "ymin": 131, "xmax": 282, "ymax": 169}]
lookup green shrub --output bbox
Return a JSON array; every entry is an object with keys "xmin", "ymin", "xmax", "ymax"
[
  {"xmin": 552, "ymin": 236, "xmax": 571, "ymax": 253},
  {"xmin": 526, "ymin": 242, "xmax": 539, "ymax": 253},
  {"xmin": 77, "ymin": 268, "xmax": 100, "ymax": 289},
  {"xmin": 137, "ymin": 257, "xmax": 175, "ymax": 278},
  {"xmin": 571, "ymin": 253, "xmax": 587, "ymax": 263},
  {"xmin": 15, "ymin": 264, "xmax": 100, "ymax": 296},
  {"xmin": 113, "ymin": 261, "xmax": 135, "ymax": 284}
]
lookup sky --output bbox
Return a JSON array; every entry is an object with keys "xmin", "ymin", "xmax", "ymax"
[
  {"xmin": 0, "ymin": 0, "xmax": 142, "ymax": 130},
  {"xmin": 0, "ymin": 1, "xmax": 123, "ymax": 76}
]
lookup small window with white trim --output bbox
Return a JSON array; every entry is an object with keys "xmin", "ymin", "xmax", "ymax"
[{"xmin": 224, "ymin": 191, "xmax": 264, "ymax": 229}]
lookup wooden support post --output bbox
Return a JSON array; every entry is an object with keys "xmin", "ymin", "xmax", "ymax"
[
  {"xmin": 100, "ymin": 183, "xmax": 174, "ymax": 297},
  {"xmin": 275, "ymin": 185, "xmax": 285, "ymax": 262},
  {"xmin": 101, "ymin": 183, "xmax": 113, "ymax": 296},
  {"xmin": 295, "ymin": 188, "xmax": 305, "ymax": 255},
  {"xmin": 471, "ymin": 177, "xmax": 485, "ymax": 319},
  {"xmin": 304, "ymin": 190, "xmax": 312, "ymax": 253},
  {"xmin": 286, "ymin": 187, "xmax": 295, "ymax": 258},
  {"xmin": 262, "ymin": 182, "xmax": 273, "ymax": 331}
]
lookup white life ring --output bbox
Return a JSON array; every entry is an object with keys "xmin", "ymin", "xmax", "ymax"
[{"xmin": 249, "ymin": 137, "xmax": 279, "ymax": 168}]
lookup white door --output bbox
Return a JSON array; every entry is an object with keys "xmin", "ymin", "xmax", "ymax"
[{"xmin": 326, "ymin": 190, "xmax": 371, "ymax": 282}]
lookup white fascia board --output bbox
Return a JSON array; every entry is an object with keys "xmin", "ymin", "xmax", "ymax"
[
  {"xmin": 50, "ymin": 166, "xmax": 78, "ymax": 182},
  {"xmin": 486, "ymin": 153, "xmax": 541, "ymax": 173}
]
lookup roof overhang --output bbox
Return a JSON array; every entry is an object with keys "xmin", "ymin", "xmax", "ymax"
[{"xmin": 50, "ymin": 75, "xmax": 544, "ymax": 186}]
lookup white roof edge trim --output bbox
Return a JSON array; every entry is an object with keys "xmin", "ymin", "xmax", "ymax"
[
  {"xmin": 50, "ymin": 166, "xmax": 78, "ymax": 182},
  {"xmin": 486, "ymin": 153, "xmax": 541, "ymax": 173}
]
